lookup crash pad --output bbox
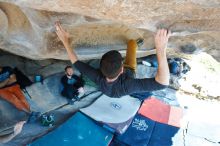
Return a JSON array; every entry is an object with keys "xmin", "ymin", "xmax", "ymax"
[
  {"xmin": 138, "ymin": 97, "xmax": 183, "ymax": 127},
  {"xmin": 80, "ymin": 94, "xmax": 141, "ymax": 134},
  {"xmin": 29, "ymin": 112, "xmax": 113, "ymax": 146},
  {"xmin": 116, "ymin": 114, "xmax": 179, "ymax": 146}
]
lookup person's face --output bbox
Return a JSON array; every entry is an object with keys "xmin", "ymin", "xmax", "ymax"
[{"xmin": 65, "ymin": 68, "xmax": 74, "ymax": 76}]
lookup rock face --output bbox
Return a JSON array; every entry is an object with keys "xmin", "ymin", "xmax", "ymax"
[{"xmin": 0, "ymin": 0, "xmax": 220, "ymax": 60}]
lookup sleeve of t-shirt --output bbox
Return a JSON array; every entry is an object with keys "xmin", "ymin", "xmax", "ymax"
[
  {"xmin": 72, "ymin": 61, "xmax": 101, "ymax": 84},
  {"xmin": 73, "ymin": 75, "xmax": 84, "ymax": 88},
  {"xmin": 61, "ymin": 76, "xmax": 67, "ymax": 86},
  {"xmin": 124, "ymin": 77, "xmax": 167, "ymax": 94}
]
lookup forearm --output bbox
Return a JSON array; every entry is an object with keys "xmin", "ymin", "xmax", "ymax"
[
  {"xmin": 75, "ymin": 80, "xmax": 84, "ymax": 88},
  {"xmin": 64, "ymin": 43, "xmax": 78, "ymax": 64},
  {"xmin": 6, "ymin": 74, "xmax": 17, "ymax": 85},
  {"xmin": 0, "ymin": 79, "xmax": 9, "ymax": 88},
  {"xmin": 155, "ymin": 51, "xmax": 170, "ymax": 85},
  {"xmin": 0, "ymin": 132, "xmax": 16, "ymax": 143},
  {"xmin": 55, "ymin": 22, "xmax": 78, "ymax": 64}
]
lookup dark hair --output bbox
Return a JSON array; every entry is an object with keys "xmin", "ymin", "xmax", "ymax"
[
  {"xmin": 65, "ymin": 65, "xmax": 72, "ymax": 71},
  {"xmin": 100, "ymin": 50, "xmax": 123, "ymax": 79}
]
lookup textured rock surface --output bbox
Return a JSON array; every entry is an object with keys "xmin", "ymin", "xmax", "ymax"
[{"xmin": 0, "ymin": 0, "xmax": 220, "ymax": 60}]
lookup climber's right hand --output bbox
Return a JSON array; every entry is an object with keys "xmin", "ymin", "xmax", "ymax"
[
  {"xmin": 154, "ymin": 29, "xmax": 171, "ymax": 55},
  {"xmin": 55, "ymin": 21, "xmax": 70, "ymax": 46}
]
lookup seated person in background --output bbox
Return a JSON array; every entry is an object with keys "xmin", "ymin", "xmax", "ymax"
[
  {"xmin": 0, "ymin": 66, "xmax": 30, "ymax": 113},
  {"xmin": 0, "ymin": 121, "xmax": 25, "ymax": 144},
  {"xmin": 61, "ymin": 66, "xmax": 84, "ymax": 100}
]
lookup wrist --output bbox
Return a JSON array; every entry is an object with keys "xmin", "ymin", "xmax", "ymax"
[
  {"xmin": 63, "ymin": 42, "xmax": 71, "ymax": 49},
  {"xmin": 156, "ymin": 49, "xmax": 167, "ymax": 61},
  {"xmin": 63, "ymin": 41, "xmax": 70, "ymax": 46},
  {"xmin": 156, "ymin": 48, "xmax": 166, "ymax": 56}
]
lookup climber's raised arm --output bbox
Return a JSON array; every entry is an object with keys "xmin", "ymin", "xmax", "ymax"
[
  {"xmin": 55, "ymin": 21, "xmax": 78, "ymax": 64},
  {"xmin": 155, "ymin": 29, "xmax": 171, "ymax": 85}
]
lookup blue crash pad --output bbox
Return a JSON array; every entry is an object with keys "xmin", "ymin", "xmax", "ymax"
[
  {"xmin": 30, "ymin": 112, "xmax": 113, "ymax": 146},
  {"xmin": 116, "ymin": 114, "xmax": 179, "ymax": 146}
]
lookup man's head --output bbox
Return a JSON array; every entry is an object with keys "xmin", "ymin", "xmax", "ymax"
[
  {"xmin": 100, "ymin": 50, "xmax": 123, "ymax": 79},
  {"xmin": 65, "ymin": 66, "xmax": 74, "ymax": 76}
]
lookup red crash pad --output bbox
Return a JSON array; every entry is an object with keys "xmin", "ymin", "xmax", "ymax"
[{"xmin": 138, "ymin": 97, "xmax": 183, "ymax": 127}]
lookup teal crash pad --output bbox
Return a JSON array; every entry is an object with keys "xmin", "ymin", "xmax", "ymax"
[{"xmin": 29, "ymin": 112, "xmax": 113, "ymax": 146}]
